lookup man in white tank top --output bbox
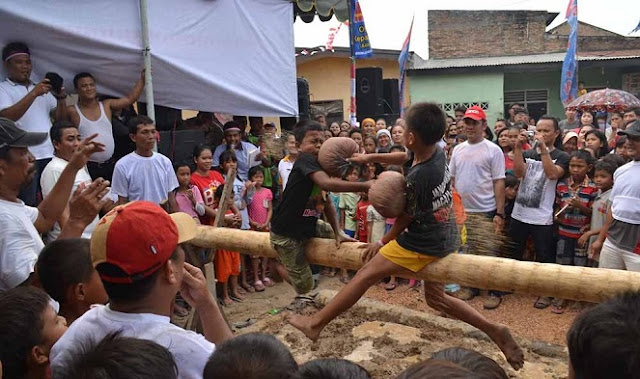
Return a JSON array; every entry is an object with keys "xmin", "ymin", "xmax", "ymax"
[{"xmin": 68, "ymin": 71, "xmax": 144, "ymax": 181}]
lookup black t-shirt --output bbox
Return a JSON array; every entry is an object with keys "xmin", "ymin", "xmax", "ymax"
[
  {"xmin": 396, "ymin": 148, "xmax": 459, "ymax": 257},
  {"xmin": 271, "ymin": 153, "xmax": 324, "ymax": 239}
]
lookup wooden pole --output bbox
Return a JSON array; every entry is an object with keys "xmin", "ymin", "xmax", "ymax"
[{"xmin": 192, "ymin": 227, "xmax": 640, "ymax": 303}]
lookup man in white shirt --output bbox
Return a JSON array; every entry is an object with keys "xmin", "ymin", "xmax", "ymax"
[
  {"xmin": 0, "ymin": 42, "xmax": 68, "ymax": 206},
  {"xmin": 68, "ymin": 71, "xmax": 145, "ymax": 182},
  {"xmin": 111, "ymin": 115, "xmax": 179, "ymax": 211},
  {"xmin": 449, "ymin": 106, "xmax": 506, "ymax": 309},
  {"xmin": 50, "ymin": 201, "xmax": 233, "ymax": 379},
  {"xmin": 41, "ymin": 121, "xmax": 100, "ymax": 242},
  {"xmin": 591, "ymin": 121, "xmax": 640, "ymax": 271},
  {"xmin": 0, "ymin": 117, "xmax": 108, "ymax": 290}
]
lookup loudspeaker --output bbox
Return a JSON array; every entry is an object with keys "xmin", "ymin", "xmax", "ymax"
[
  {"xmin": 356, "ymin": 67, "xmax": 383, "ymax": 119},
  {"xmin": 137, "ymin": 103, "xmax": 182, "ymax": 131},
  {"xmin": 383, "ymin": 79, "xmax": 400, "ymax": 114},
  {"xmin": 157, "ymin": 130, "xmax": 205, "ymax": 167},
  {"xmin": 279, "ymin": 117, "xmax": 297, "ymax": 132},
  {"xmin": 297, "ymin": 77, "xmax": 310, "ymax": 120}
]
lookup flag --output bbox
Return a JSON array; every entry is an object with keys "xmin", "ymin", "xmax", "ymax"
[
  {"xmin": 631, "ymin": 19, "xmax": 640, "ymax": 34},
  {"xmin": 560, "ymin": 0, "xmax": 578, "ymax": 105},
  {"xmin": 326, "ymin": 22, "xmax": 344, "ymax": 52},
  {"xmin": 398, "ymin": 16, "xmax": 414, "ymax": 117},
  {"xmin": 349, "ymin": 0, "xmax": 373, "ymax": 59}
]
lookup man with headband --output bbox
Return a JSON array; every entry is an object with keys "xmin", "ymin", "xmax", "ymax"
[
  {"xmin": 212, "ymin": 121, "xmax": 261, "ymax": 181},
  {"xmin": 0, "ymin": 42, "xmax": 68, "ymax": 206}
]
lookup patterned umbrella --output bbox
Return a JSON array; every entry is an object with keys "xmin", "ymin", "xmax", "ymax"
[{"xmin": 566, "ymin": 88, "xmax": 640, "ymax": 112}]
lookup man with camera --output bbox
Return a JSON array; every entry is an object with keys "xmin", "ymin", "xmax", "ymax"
[{"xmin": 0, "ymin": 42, "xmax": 68, "ymax": 206}]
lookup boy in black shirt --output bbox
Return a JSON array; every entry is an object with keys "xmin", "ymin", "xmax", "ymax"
[
  {"xmin": 270, "ymin": 121, "xmax": 370, "ymax": 308},
  {"xmin": 288, "ymin": 103, "xmax": 524, "ymax": 371}
]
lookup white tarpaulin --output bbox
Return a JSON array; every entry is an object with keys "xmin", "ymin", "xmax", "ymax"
[{"xmin": 0, "ymin": 0, "xmax": 298, "ymax": 116}]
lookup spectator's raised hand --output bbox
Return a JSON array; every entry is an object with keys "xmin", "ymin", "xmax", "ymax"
[
  {"xmin": 68, "ymin": 178, "xmax": 112, "ymax": 227},
  {"xmin": 32, "ymin": 79, "xmax": 52, "ymax": 97},
  {"xmin": 68, "ymin": 133, "xmax": 105, "ymax": 170},
  {"xmin": 180, "ymin": 262, "xmax": 214, "ymax": 308}
]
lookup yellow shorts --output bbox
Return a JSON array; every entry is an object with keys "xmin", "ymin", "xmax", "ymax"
[{"xmin": 379, "ymin": 240, "xmax": 440, "ymax": 272}]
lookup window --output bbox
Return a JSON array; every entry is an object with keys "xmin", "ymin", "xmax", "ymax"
[
  {"xmin": 441, "ymin": 102, "xmax": 489, "ymax": 114},
  {"xmin": 504, "ymin": 89, "xmax": 548, "ymax": 121}
]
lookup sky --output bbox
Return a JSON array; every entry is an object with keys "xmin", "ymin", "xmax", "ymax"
[{"xmin": 293, "ymin": 0, "xmax": 640, "ymax": 59}]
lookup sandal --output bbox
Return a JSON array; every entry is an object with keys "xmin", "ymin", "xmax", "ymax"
[
  {"xmin": 236, "ymin": 287, "xmax": 248, "ymax": 295},
  {"xmin": 241, "ymin": 283, "xmax": 255, "ymax": 293},
  {"xmin": 385, "ymin": 282, "xmax": 397, "ymax": 291},
  {"xmin": 284, "ymin": 293, "xmax": 318, "ymax": 313},
  {"xmin": 222, "ymin": 297, "xmax": 234, "ymax": 306},
  {"xmin": 262, "ymin": 277, "xmax": 274, "ymax": 287},
  {"xmin": 253, "ymin": 280, "xmax": 266, "ymax": 292},
  {"xmin": 551, "ymin": 299, "xmax": 566, "ymax": 314},
  {"xmin": 534, "ymin": 296, "xmax": 552, "ymax": 309},
  {"xmin": 230, "ymin": 295, "xmax": 244, "ymax": 303}
]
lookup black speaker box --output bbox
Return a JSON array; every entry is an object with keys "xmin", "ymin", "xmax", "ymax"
[
  {"xmin": 383, "ymin": 79, "xmax": 400, "ymax": 114},
  {"xmin": 356, "ymin": 67, "xmax": 383, "ymax": 119},
  {"xmin": 297, "ymin": 77, "xmax": 310, "ymax": 120},
  {"xmin": 157, "ymin": 129, "xmax": 205, "ymax": 167}
]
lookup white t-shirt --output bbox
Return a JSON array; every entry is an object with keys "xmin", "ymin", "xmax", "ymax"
[
  {"xmin": 40, "ymin": 157, "xmax": 99, "ymax": 241},
  {"xmin": 278, "ymin": 156, "xmax": 295, "ymax": 191},
  {"xmin": 111, "ymin": 151, "xmax": 179, "ymax": 204},
  {"xmin": 0, "ymin": 79, "xmax": 57, "ymax": 159},
  {"xmin": 610, "ymin": 161, "xmax": 640, "ymax": 224},
  {"xmin": 449, "ymin": 139, "xmax": 505, "ymax": 212},
  {"xmin": 50, "ymin": 305, "xmax": 215, "ymax": 379},
  {"xmin": 0, "ymin": 199, "xmax": 44, "ymax": 290}
]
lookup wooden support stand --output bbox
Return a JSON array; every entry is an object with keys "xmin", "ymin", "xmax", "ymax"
[{"xmin": 192, "ymin": 227, "xmax": 640, "ymax": 303}]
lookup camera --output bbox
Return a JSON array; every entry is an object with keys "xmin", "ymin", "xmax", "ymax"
[
  {"xmin": 45, "ymin": 72, "xmax": 64, "ymax": 94},
  {"xmin": 526, "ymin": 131, "xmax": 535, "ymax": 138}
]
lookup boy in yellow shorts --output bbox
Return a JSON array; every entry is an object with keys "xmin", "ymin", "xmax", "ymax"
[{"xmin": 288, "ymin": 103, "xmax": 524, "ymax": 371}]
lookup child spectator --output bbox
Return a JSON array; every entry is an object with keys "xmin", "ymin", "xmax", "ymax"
[
  {"xmin": 350, "ymin": 128, "xmax": 365, "ymax": 153},
  {"xmin": 0, "ymin": 286, "xmax": 68, "ymax": 379},
  {"xmin": 355, "ymin": 190, "xmax": 370, "ymax": 244},
  {"xmin": 339, "ymin": 166, "xmax": 361, "ymax": 283},
  {"xmin": 278, "ymin": 133, "xmax": 298, "ymax": 195},
  {"xmin": 363, "ymin": 135, "xmax": 377, "ymax": 154},
  {"xmin": 584, "ymin": 129, "xmax": 609, "ymax": 159},
  {"xmin": 396, "ymin": 347, "xmax": 507, "ymax": 379},
  {"xmin": 174, "ymin": 163, "xmax": 205, "ymax": 222},
  {"xmin": 213, "ymin": 185, "xmax": 244, "ymax": 305},
  {"xmin": 269, "ymin": 121, "xmax": 369, "ymax": 310},
  {"xmin": 62, "ymin": 332, "xmax": 178, "ymax": 379},
  {"xmin": 190, "ymin": 144, "xmax": 225, "ymax": 225},
  {"xmin": 203, "ymin": 333, "xmax": 298, "ymax": 379},
  {"xmin": 288, "ymin": 103, "xmax": 524, "ymax": 370},
  {"xmin": 36, "ymin": 238, "xmax": 108, "ymax": 325},
  {"xmin": 578, "ymin": 160, "xmax": 616, "ymax": 265},
  {"xmin": 553, "ymin": 150, "xmax": 597, "ymax": 313},
  {"xmin": 567, "ymin": 291, "xmax": 640, "ymax": 379},
  {"xmin": 298, "ymin": 358, "xmax": 371, "ymax": 379},
  {"xmin": 614, "ymin": 136, "xmax": 630, "ymax": 162},
  {"xmin": 563, "ymin": 131, "xmax": 579, "ymax": 155},
  {"xmin": 247, "ymin": 166, "xmax": 274, "ymax": 291},
  {"xmin": 219, "ymin": 150, "xmax": 255, "ymax": 294}
]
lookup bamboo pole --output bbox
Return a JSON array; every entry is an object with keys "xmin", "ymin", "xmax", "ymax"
[{"xmin": 192, "ymin": 227, "xmax": 640, "ymax": 303}]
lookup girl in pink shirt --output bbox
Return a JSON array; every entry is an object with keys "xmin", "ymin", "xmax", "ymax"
[{"xmin": 247, "ymin": 166, "xmax": 274, "ymax": 291}]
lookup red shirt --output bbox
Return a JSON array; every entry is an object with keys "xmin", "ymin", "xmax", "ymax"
[
  {"xmin": 190, "ymin": 170, "xmax": 225, "ymax": 225},
  {"xmin": 356, "ymin": 200, "xmax": 370, "ymax": 243}
]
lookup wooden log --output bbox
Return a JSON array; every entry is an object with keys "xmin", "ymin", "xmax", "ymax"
[{"xmin": 192, "ymin": 226, "xmax": 640, "ymax": 303}]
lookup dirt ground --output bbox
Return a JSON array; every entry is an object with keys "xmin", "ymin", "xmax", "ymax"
[{"xmin": 218, "ymin": 276, "xmax": 573, "ymax": 378}]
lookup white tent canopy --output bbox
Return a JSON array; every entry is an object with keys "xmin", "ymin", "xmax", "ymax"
[{"xmin": 0, "ymin": 0, "xmax": 298, "ymax": 116}]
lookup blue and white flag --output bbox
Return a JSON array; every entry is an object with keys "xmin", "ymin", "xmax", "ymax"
[
  {"xmin": 630, "ymin": 19, "xmax": 640, "ymax": 34},
  {"xmin": 560, "ymin": 0, "xmax": 578, "ymax": 105},
  {"xmin": 350, "ymin": 0, "xmax": 373, "ymax": 59},
  {"xmin": 398, "ymin": 16, "xmax": 414, "ymax": 117}
]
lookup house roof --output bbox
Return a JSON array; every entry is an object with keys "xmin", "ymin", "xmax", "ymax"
[
  {"xmin": 296, "ymin": 46, "xmax": 401, "ymax": 63},
  {"xmin": 410, "ymin": 50, "xmax": 640, "ymax": 71}
]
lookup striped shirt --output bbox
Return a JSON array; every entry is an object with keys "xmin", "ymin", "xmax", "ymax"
[{"xmin": 556, "ymin": 176, "xmax": 598, "ymax": 239}]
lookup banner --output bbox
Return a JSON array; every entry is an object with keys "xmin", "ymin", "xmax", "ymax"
[
  {"xmin": 631, "ymin": 19, "xmax": 640, "ymax": 34},
  {"xmin": 398, "ymin": 16, "xmax": 414, "ymax": 117},
  {"xmin": 350, "ymin": 0, "xmax": 373, "ymax": 59},
  {"xmin": 560, "ymin": 0, "xmax": 578, "ymax": 105}
]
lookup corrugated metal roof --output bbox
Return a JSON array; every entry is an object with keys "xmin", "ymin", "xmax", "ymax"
[{"xmin": 410, "ymin": 51, "xmax": 640, "ymax": 70}]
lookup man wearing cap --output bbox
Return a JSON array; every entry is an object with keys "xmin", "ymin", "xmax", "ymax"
[
  {"xmin": 50, "ymin": 201, "xmax": 233, "ymax": 379},
  {"xmin": 111, "ymin": 115, "xmax": 179, "ymax": 211},
  {"xmin": 449, "ymin": 106, "xmax": 506, "ymax": 309},
  {"xmin": 591, "ymin": 120, "xmax": 640, "ymax": 271},
  {"xmin": 212, "ymin": 121, "xmax": 261, "ymax": 181},
  {"xmin": 0, "ymin": 42, "xmax": 69, "ymax": 206},
  {"xmin": 0, "ymin": 117, "xmax": 108, "ymax": 290}
]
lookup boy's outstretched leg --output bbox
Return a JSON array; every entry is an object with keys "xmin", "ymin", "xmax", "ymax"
[
  {"xmin": 288, "ymin": 253, "xmax": 406, "ymax": 341},
  {"xmin": 423, "ymin": 282, "xmax": 524, "ymax": 370}
]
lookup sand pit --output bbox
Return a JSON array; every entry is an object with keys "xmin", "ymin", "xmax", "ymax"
[{"xmin": 239, "ymin": 289, "xmax": 569, "ymax": 378}]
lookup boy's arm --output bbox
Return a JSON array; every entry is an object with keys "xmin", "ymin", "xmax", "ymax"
[
  {"xmin": 310, "ymin": 170, "xmax": 371, "ymax": 193},
  {"xmin": 348, "ymin": 152, "xmax": 409, "ymax": 166},
  {"xmin": 590, "ymin": 205, "xmax": 613, "ymax": 257},
  {"xmin": 512, "ymin": 140, "xmax": 527, "ymax": 178},
  {"xmin": 324, "ymin": 197, "xmax": 356, "ymax": 245},
  {"xmin": 367, "ymin": 220, "xmax": 373, "ymax": 243},
  {"xmin": 361, "ymin": 213, "xmax": 412, "ymax": 262}
]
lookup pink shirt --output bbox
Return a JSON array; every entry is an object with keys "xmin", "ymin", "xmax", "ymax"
[
  {"xmin": 247, "ymin": 187, "xmax": 273, "ymax": 225},
  {"xmin": 175, "ymin": 185, "xmax": 204, "ymax": 218}
]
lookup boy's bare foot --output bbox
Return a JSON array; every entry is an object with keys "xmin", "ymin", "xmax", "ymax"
[
  {"xmin": 493, "ymin": 325, "xmax": 525, "ymax": 370},
  {"xmin": 287, "ymin": 314, "xmax": 322, "ymax": 342},
  {"xmin": 222, "ymin": 297, "xmax": 233, "ymax": 306}
]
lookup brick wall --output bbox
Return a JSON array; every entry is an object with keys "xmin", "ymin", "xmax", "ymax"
[{"xmin": 429, "ymin": 10, "xmax": 640, "ymax": 59}]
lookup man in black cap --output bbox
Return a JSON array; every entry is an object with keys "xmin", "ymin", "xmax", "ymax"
[
  {"xmin": 591, "ymin": 120, "xmax": 640, "ymax": 271},
  {"xmin": 0, "ymin": 42, "xmax": 69, "ymax": 206},
  {"xmin": 0, "ymin": 117, "xmax": 108, "ymax": 290}
]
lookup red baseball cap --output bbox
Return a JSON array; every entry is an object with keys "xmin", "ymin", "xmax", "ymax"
[
  {"xmin": 91, "ymin": 201, "xmax": 197, "ymax": 284},
  {"xmin": 463, "ymin": 106, "xmax": 487, "ymax": 121}
]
